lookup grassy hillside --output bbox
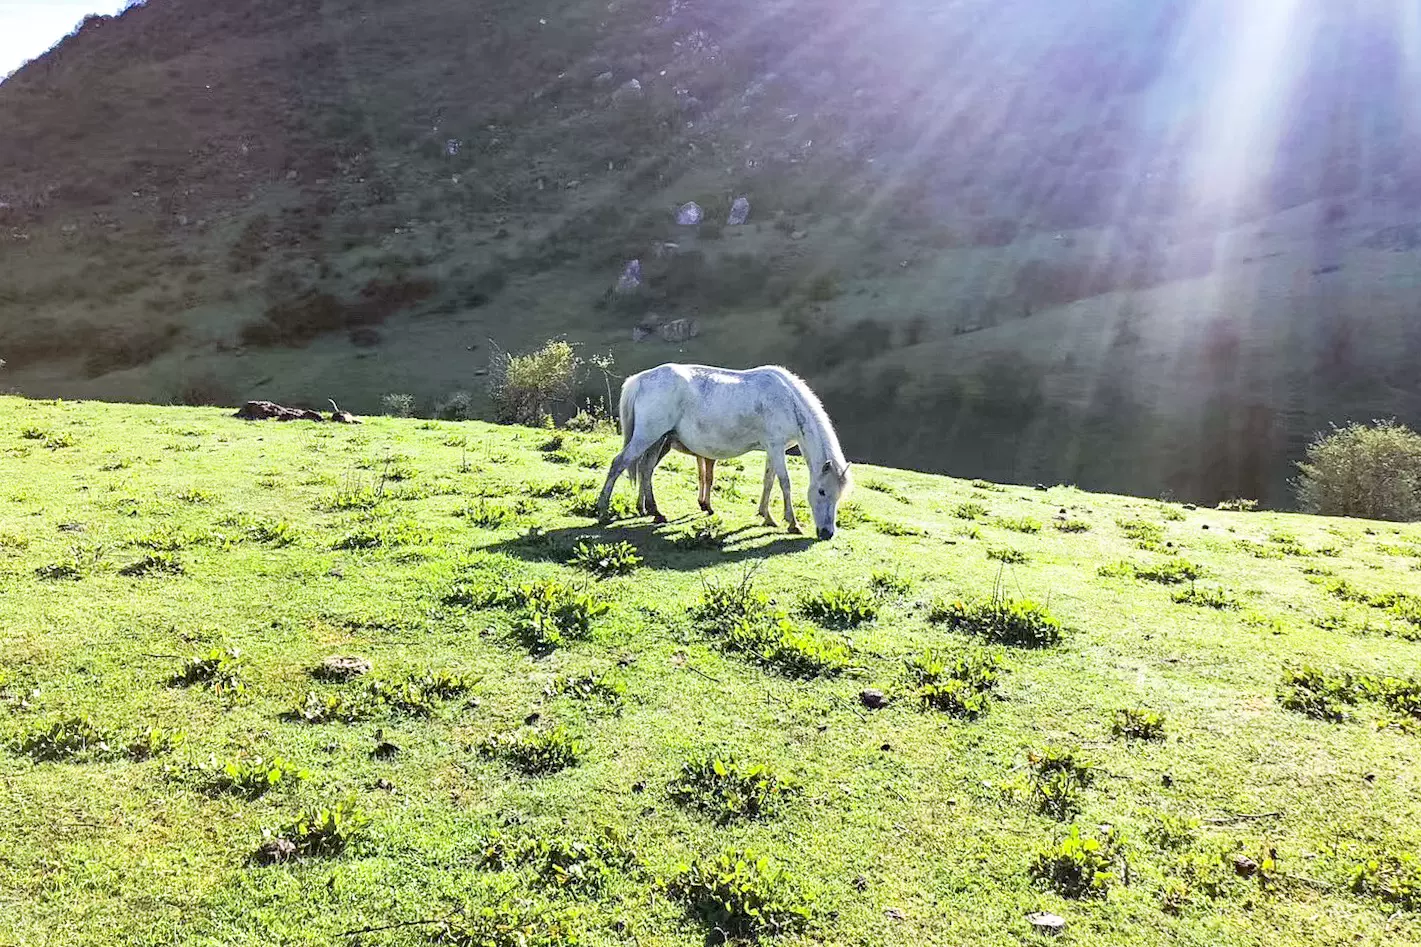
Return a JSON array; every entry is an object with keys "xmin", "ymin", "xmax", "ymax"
[
  {"xmin": 2, "ymin": 394, "xmax": 1420, "ymax": 945},
  {"xmin": 2, "ymin": 0, "xmax": 1420, "ymax": 505}
]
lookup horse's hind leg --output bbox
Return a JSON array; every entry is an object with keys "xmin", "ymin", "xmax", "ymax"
[
  {"xmin": 639, "ymin": 446, "xmax": 668, "ymax": 524},
  {"xmin": 596, "ymin": 429, "xmax": 667, "ymax": 524},
  {"xmin": 758, "ymin": 458, "xmax": 777, "ymax": 528}
]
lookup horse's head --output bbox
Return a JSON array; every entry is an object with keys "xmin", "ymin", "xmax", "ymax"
[{"xmin": 809, "ymin": 459, "xmax": 852, "ymax": 540}]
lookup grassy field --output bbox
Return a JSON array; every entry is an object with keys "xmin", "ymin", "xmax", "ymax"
[{"xmin": 2, "ymin": 394, "xmax": 1420, "ymax": 946}]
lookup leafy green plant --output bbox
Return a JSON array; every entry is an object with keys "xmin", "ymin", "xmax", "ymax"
[
  {"xmin": 1171, "ymin": 585, "xmax": 1239, "ymax": 609},
  {"xmin": 665, "ymin": 848, "xmax": 812, "ymax": 938},
  {"xmin": 219, "ymin": 513, "xmax": 298, "ymax": 545},
  {"xmin": 929, "ymin": 595, "xmax": 1063, "ymax": 648},
  {"xmin": 863, "ymin": 478, "xmax": 908, "ymax": 502},
  {"xmin": 1351, "ymin": 854, "xmax": 1421, "ymax": 911},
  {"xmin": 994, "ymin": 515, "xmax": 1041, "ymax": 533},
  {"xmin": 691, "ymin": 571, "xmax": 774, "ymax": 634},
  {"xmin": 170, "ymin": 647, "xmax": 247, "ymax": 700},
  {"xmin": 874, "ymin": 519, "xmax": 927, "ymax": 537},
  {"xmin": 986, "ymin": 546, "xmax": 1028, "ymax": 564},
  {"xmin": 723, "ymin": 615, "xmax": 851, "ymax": 678},
  {"xmin": 1216, "ymin": 498, "xmax": 1259, "ymax": 512},
  {"xmin": 127, "ymin": 726, "xmax": 186, "ymax": 761},
  {"xmin": 1030, "ymin": 825, "xmax": 1121, "ymax": 898},
  {"xmin": 1112, "ymin": 707, "xmax": 1166, "ymax": 740},
  {"xmin": 1117, "ymin": 518, "xmax": 1165, "ymax": 547},
  {"xmin": 1054, "ymin": 518, "xmax": 1091, "ymax": 532},
  {"xmin": 285, "ymin": 689, "xmax": 377, "ymax": 724},
  {"xmin": 1027, "ymin": 747, "xmax": 1095, "ymax": 820},
  {"xmin": 119, "ymin": 552, "xmax": 184, "ymax": 576},
  {"xmin": 566, "ymin": 489, "xmax": 634, "ymax": 520},
  {"xmin": 1133, "ymin": 559, "xmax": 1205, "ymax": 585},
  {"xmin": 1296, "ymin": 420, "xmax": 1421, "ymax": 521},
  {"xmin": 483, "ymin": 826, "xmax": 640, "ymax": 893},
  {"xmin": 321, "ymin": 483, "xmax": 383, "ymax": 512},
  {"xmin": 434, "ymin": 901, "xmax": 583, "ymax": 947},
  {"xmin": 1277, "ymin": 666, "xmax": 1359, "ymax": 722},
  {"xmin": 441, "ymin": 580, "xmax": 507, "ymax": 609},
  {"xmin": 548, "ymin": 670, "xmax": 626, "ymax": 706},
  {"xmin": 668, "ymin": 515, "xmax": 729, "ymax": 551},
  {"xmin": 509, "ymin": 579, "xmax": 611, "ymax": 650},
  {"xmin": 869, "ymin": 569, "xmax": 914, "ymax": 596},
  {"xmin": 953, "ymin": 501, "xmax": 988, "ymax": 520},
  {"xmin": 15, "ymin": 716, "xmax": 112, "ymax": 762},
  {"xmin": 258, "ymin": 796, "xmax": 370, "ymax": 863},
  {"xmin": 200, "ymin": 753, "xmax": 310, "ymax": 797},
  {"xmin": 457, "ymin": 499, "xmax": 520, "ymax": 528},
  {"xmin": 909, "ymin": 648, "xmax": 1006, "ymax": 718},
  {"xmin": 568, "ymin": 539, "xmax": 642, "ymax": 577},
  {"xmin": 669, "ymin": 754, "xmax": 801, "ymax": 823},
  {"xmin": 479, "ymin": 727, "xmax": 583, "ymax": 775},
  {"xmin": 971, "ymin": 479, "xmax": 1004, "ymax": 492},
  {"xmin": 333, "ymin": 516, "xmax": 428, "ymax": 550},
  {"xmin": 1148, "ymin": 813, "xmax": 1200, "ymax": 851},
  {"xmin": 798, "ymin": 585, "xmax": 877, "ymax": 628}
]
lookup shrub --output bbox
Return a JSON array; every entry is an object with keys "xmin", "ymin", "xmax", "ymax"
[
  {"xmin": 724, "ymin": 615, "xmax": 851, "ymax": 678},
  {"xmin": 986, "ymin": 546, "xmax": 1028, "ymax": 564},
  {"xmin": 668, "ymin": 515, "xmax": 729, "ymax": 551},
  {"xmin": 669, "ymin": 754, "xmax": 801, "ymax": 823},
  {"xmin": 953, "ymin": 501, "xmax": 988, "ymax": 520},
  {"xmin": 171, "ymin": 647, "xmax": 247, "ymax": 701},
  {"xmin": 15, "ymin": 716, "xmax": 112, "ymax": 762},
  {"xmin": 691, "ymin": 572, "xmax": 774, "ymax": 634},
  {"xmin": 665, "ymin": 848, "xmax": 812, "ymax": 938},
  {"xmin": 568, "ymin": 540, "xmax": 643, "ymax": 577},
  {"xmin": 479, "ymin": 727, "xmax": 583, "ymax": 775},
  {"xmin": 995, "ymin": 516, "xmax": 1041, "ymax": 533},
  {"xmin": 1351, "ymin": 854, "xmax": 1421, "ymax": 911},
  {"xmin": 1112, "ymin": 707, "xmax": 1166, "ymax": 740},
  {"xmin": 909, "ymin": 648, "xmax": 1006, "ymax": 718},
  {"xmin": 434, "ymin": 390, "xmax": 474, "ymax": 421},
  {"xmin": 509, "ymin": 580, "xmax": 611, "ymax": 650},
  {"xmin": 929, "ymin": 596, "xmax": 1063, "ymax": 647},
  {"xmin": 1030, "ymin": 826, "xmax": 1122, "ymax": 898},
  {"xmin": 380, "ymin": 392, "xmax": 415, "ymax": 417},
  {"xmin": 1054, "ymin": 518, "xmax": 1091, "ymax": 532},
  {"xmin": 1296, "ymin": 421, "xmax": 1421, "ymax": 520},
  {"xmin": 489, "ymin": 339, "xmax": 580, "ymax": 426},
  {"xmin": 798, "ymin": 585, "xmax": 877, "ymax": 628}
]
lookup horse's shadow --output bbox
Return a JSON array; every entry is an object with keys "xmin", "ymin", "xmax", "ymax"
[{"xmin": 485, "ymin": 515, "xmax": 815, "ymax": 570}]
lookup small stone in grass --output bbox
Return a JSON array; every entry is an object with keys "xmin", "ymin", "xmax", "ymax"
[
  {"xmin": 1233, "ymin": 854, "xmax": 1258, "ymax": 877},
  {"xmin": 860, "ymin": 689, "xmax": 887, "ymax": 709},
  {"xmin": 316, "ymin": 655, "xmax": 370, "ymax": 680},
  {"xmin": 255, "ymin": 835, "xmax": 297, "ymax": 866},
  {"xmin": 1027, "ymin": 911, "xmax": 1065, "ymax": 935}
]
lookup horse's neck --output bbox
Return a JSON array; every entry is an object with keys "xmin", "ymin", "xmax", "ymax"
[{"xmin": 790, "ymin": 389, "xmax": 838, "ymax": 469}]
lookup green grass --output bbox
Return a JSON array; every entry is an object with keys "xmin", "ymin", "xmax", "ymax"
[{"xmin": 2, "ymin": 396, "xmax": 1421, "ymax": 945}]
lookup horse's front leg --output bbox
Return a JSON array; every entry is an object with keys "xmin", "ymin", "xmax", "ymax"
[
  {"xmin": 758, "ymin": 458, "xmax": 777, "ymax": 527},
  {"xmin": 771, "ymin": 450, "xmax": 800, "ymax": 534},
  {"xmin": 699, "ymin": 458, "xmax": 716, "ymax": 514}
]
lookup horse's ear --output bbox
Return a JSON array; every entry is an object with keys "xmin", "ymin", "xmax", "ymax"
[
  {"xmin": 839, "ymin": 462, "xmax": 852, "ymax": 480},
  {"xmin": 821, "ymin": 459, "xmax": 833, "ymax": 475}
]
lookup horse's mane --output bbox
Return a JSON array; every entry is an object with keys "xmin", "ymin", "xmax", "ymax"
[{"xmin": 762, "ymin": 365, "xmax": 849, "ymax": 474}]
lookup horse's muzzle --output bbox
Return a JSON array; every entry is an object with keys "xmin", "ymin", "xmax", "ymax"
[{"xmin": 817, "ymin": 527, "xmax": 834, "ymax": 541}]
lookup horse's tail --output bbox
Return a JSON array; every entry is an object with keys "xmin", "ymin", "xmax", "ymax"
[{"xmin": 619, "ymin": 373, "xmax": 639, "ymax": 489}]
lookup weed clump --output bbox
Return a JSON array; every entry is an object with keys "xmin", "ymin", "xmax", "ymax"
[
  {"xmin": 201, "ymin": 753, "xmax": 310, "ymax": 797},
  {"xmin": 665, "ymin": 848, "xmax": 812, "ymax": 938},
  {"xmin": 15, "ymin": 716, "xmax": 112, "ymax": 762},
  {"xmin": 929, "ymin": 596, "xmax": 1062, "ymax": 648},
  {"xmin": 908, "ymin": 648, "xmax": 1007, "ymax": 718},
  {"xmin": 1171, "ymin": 585, "xmax": 1239, "ymax": 610},
  {"xmin": 482, "ymin": 826, "xmax": 640, "ymax": 893},
  {"xmin": 1030, "ymin": 825, "xmax": 1122, "ymax": 898},
  {"xmin": 568, "ymin": 539, "xmax": 642, "ymax": 577},
  {"xmin": 1351, "ymin": 854, "xmax": 1421, "ymax": 911},
  {"xmin": 479, "ymin": 727, "xmax": 583, "ymax": 775},
  {"xmin": 256, "ymin": 797, "xmax": 370, "ymax": 864},
  {"xmin": 869, "ymin": 569, "xmax": 914, "ymax": 596},
  {"xmin": 1112, "ymin": 707, "xmax": 1167, "ymax": 740},
  {"xmin": 669, "ymin": 754, "xmax": 801, "ymax": 823},
  {"xmin": 119, "ymin": 552, "xmax": 184, "ymax": 576},
  {"xmin": 127, "ymin": 726, "xmax": 187, "ymax": 761},
  {"xmin": 1277, "ymin": 666, "xmax": 1359, "ymax": 721},
  {"xmin": 995, "ymin": 516, "xmax": 1041, "ymax": 533},
  {"xmin": 1026, "ymin": 747, "xmax": 1095, "ymax": 820},
  {"xmin": 798, "ymin": 585, "xmax": 877, "ymax": 628},
  {"xmin": 509, "ymin": 579, "xmax": 611, "ymax": 650},
  {"xmin": 170, "ymin": 647, "xmax": 247, "ymax": 701},
  {"xmin": 547, "ymin": 670, "xmax": 626, "ymax": 706}
]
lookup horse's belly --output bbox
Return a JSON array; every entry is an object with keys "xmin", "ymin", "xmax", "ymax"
[{"xmin": 675, "ymin": 417, "xmax": 764, "ymax": 460}]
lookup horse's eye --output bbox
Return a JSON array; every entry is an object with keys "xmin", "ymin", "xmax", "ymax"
[{"xmin": 818, "ymin": 489, "xmax": 826, "ymax": 496}]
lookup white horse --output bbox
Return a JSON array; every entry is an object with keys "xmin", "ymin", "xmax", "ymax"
[{"xmin": 597, "ymin": 364, "xmax": 853, "ymax": 539}]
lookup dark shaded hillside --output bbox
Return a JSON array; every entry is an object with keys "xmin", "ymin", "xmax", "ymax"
[{"xmin": 2, "ymin": 0, "xmax": 1420, "ymax": 505}]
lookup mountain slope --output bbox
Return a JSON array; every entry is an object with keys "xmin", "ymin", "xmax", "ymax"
[{"xmin": 2, "ymin": 0, "xmax": 1420, "ymax": 505}]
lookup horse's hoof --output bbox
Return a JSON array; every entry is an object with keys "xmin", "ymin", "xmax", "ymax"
[
  {"xmin": 702, "ymin": 505, "xmax": 715, "ymax": 515},
  {"xmin": 653, "ymin": 514, "xmax": 668, "ymax": 525},
  {"xmin": 787, "ymin": 524, "xmax": 803, "ymax": 535},
  {"xmin": 762, "ymin": 517, "xmax": 777, "ymax": 528}
]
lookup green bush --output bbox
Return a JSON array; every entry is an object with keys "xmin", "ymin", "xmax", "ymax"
[
  {"xmin": 1030, "ymin": 825, "xmax": 1121, "ymax": 898},
  {"xmin": 666, "ymin": 848, "xmax": 811, "ymax": 938},
  {"xmin": 724, "ymin": 615, "xmax": 851, "ymax": 678},
  {"xmin": 1296, "ymin": 420, "xmax": 1421, "ymax": 521},
  {"xmin": 482, "ymin": 826, "xmax": 639, "ymax": 893},
  {"xmin": 994, "ymin": 515, "xmax": 1041, "ymax": 533},
  {"xmin": 259, "ymin": 796, "xmax": 369, "ymax": 862},
  {"xmin": 669, "ymin": 754, "xmax": 801, "ymax": 823},
  {"xmin": 170, "ymin": 647, "xmax": 247, "ymax": 701},
  {"xmin": 489, "ymin": 339, "xmax": 580, "ymax": 426},
  {"xmin": 1351, "ymin": 854, "xmax": 1421, "ymax": 911},
  {"xmin": 15, "ymin": 716, "xmax": 112, "ymax": 762},
  {"xmin": 1277, "ymin": 666, "xmax": 1359, "ymax": 721},
  {"xmin": 929, "ymin": 596, "xmax": 1062, "ymax": 647},
  {"xmin": 509, "ymin": 580, "xmax": 611, "ymax": 650},
  {"xmin": 1026, "ymin": 747, "xmax": 1094, "ymax": 820},
  {"xmin": 953, "ymin": 501, "xmax": 988, "ymax": 520},
  {"xmin": 1133, "ymin": 559, "xmax": 1205, "ymax": 585},
  {"xmin": 201, "ymin": 753, "xmax": 309, "ymax": 797},
  {"xmin": 127, "ymin": 725, "xmax": 186, "ymax": 761}
]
